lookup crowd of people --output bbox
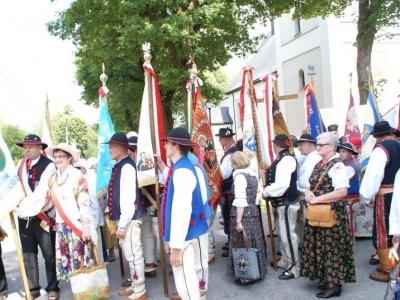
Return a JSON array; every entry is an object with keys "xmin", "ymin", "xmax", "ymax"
[{"xmin": 0, "ymin": 119, "xmax": 400, "ymax": 300}]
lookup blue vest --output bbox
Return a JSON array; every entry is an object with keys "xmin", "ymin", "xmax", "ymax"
[
  {"xmin": 108, "ymin": 156, "xmax": 147, "ymax": 221},
  {"xmin": 161, "ymin": 156, "xmax": 208, "ymax": 242},
  {"xmin": 343, "ymin": 159, "xmax": 360, "ymax": 198},
  {"xmin": 376, "ymin": 139, "xmax": 400, "ymax": 187},
  {"xmin": 28, "ymin": 155, "xmax": 53, "ymax": 192}
]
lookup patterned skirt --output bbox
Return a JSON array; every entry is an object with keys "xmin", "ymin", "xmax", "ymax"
[
  {"xmin": 227, "ymin": 214, "xmax": 268, "ymax": 279},
  {"xmin": 55, "ymin": 223, "xmax": 93, "ymax": 281},
  {"xmin": 300, "ymin": 204, "xmax": 356, "ymax": 288}
]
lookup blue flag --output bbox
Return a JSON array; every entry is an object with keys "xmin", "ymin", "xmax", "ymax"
[
  {"xmin": 97, "ymin": 88, "xmax": 115, "ymax": 204},
  {"xmin": 305, "ymin": 85, "xmax": 327, "ymax": 139}
]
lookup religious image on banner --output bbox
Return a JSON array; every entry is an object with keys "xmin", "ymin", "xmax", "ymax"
[
  {"xmin": 137, "ymin": 151, "xmax": 155, "ymax": 172},
  {"xmin": 343, "ymin": 93, "xmax": 361, "ymax": 143}
]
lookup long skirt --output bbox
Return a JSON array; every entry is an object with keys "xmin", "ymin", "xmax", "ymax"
[
  {"xmin": 300, "ymin": 204, "xmax": 356, "ymax": 288},
  {"xmin": 55, "ymin": 223, "xmax": 93, "ymax": 281},
  {"xmin": 227, "ymin": 215, "xmax": 268, "ymax": 279}
]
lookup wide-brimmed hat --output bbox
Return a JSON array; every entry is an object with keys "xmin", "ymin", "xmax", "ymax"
[
  {"xmin": 103, "ymin": 132, "xmax": 130, "ymax": 148},
  {"xmin": 272, "ymin": 134, "xmax": 291, "ymax": 148},
  {"xmin": 298, "ymin": 133, "xmax": 316, "ymax": 144},
  {"xmin": 46, "ymin": 143, "xmax": 81, "ymax": 163},
  {"xmin": 160, "ymin": 127, "xmax": 197, "ymax": 146},
  {"xmin": 337, "ymin": 143, "xmax": 358, "ymax": 155},
  {"xmin": 370, "ymin": 121, "xmax": 397, "ymax": 136},
  {"xmin": 215, "ymin": 127, "xmax": 236, "ymax": 137},
  {"xmin": 328, "ymin": 124, "xmax": 338, "ymax": 132},
  {"xmin": 86, "ymin": 157, "xmax": 98, "ymax": 169},
  {"xmin": 16, "ymin": 134, "xmax": 48, "ymax": 150},
  {"xmin": 127, "ymin": 136, "xmax": 138, "ymax": 151},
  {"xmin": 73, "ymin": 158, "xmax": 88, "ymax": 171}
]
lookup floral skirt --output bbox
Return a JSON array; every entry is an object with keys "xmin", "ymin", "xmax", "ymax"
[
  {"xmin": 300, "ymin": 204, "xmax": 356, "ymax": 288},
  {"xmin": 227, "ymin": 215, "xmax": 268, "ymax": 279},
  {"xmin": 55, "ymin": 223, "xmax": 93, "ymax": 281}
]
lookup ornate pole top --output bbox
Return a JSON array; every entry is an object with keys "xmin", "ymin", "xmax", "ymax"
[
  {"xmin": 189, "ymin": 62, "xmax": 198, "ymax": 77},
  {"xmin": 142, "ymin": 42, "xmax": 151, "ymax": 62},
  {"xmin": 100, "ymin": 63, "xmax": 108, "ymax": 87}
]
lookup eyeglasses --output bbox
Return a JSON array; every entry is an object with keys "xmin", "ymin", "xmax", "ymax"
[
  {"xmin": 53, "ymin": 155, "xmax": 67, "ymax": 160},
  {"xmin": 316, "ymin": 143, "xmax": 330, "ymax": 148}
]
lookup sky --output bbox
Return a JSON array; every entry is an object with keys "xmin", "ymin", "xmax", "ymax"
[{"xmin": 0, "ymin": 0, "xmax": 97, "ymax": 131}]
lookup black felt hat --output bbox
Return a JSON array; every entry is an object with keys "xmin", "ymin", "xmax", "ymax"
[
  {"xmin": 103, "ymin": 132, "xmax": 130, "ymax": 148},
  {"xmin": 298, "ymin": 133, "xmax": 316, "ymax": 144},
  {"xmin": 370, "ymin": 121, "xmax": 397, "ymax": 136},
  {"xmin": 16, "ymin": 134, "xmax": 48, "ymax": 150},
  {"xmin": 215, "ymin": 127, "xmax": 236, "ymax": 137},
  {"xmin": 160, "ymin": 127, "xmax": 197, "ymax": 146},
  {"xmin": 128, "ymin": 136, "xmax": 138, "ymax": 145},
  {"xmin": 337, "ymin": 143, "xmax": 358, "ymax": 155},
  {"xmin": 272, "ymin": 134, "xmax": 291, "ymax": 148},
  {"xmin": 328, "ymin": 124, "xmax": 338, "ymax": 132}
]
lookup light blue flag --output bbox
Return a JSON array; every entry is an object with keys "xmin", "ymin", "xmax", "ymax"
[
  {"xmin": 97, "ymin": 89, "xmax": 115, "ymax": 205},
  {"xmin": 360, "ymin": 90, "xmax": 381, "ymax": 171}
]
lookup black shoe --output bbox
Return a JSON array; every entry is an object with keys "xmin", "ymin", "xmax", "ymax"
[
  {"xmin": 234, "ymin": 278, "xmax": 257, "ymax": 286},
  {"xmin": 278, "ymin": 271, "xmax": 295, "ymax": 280},
  {"xmin": 267, "ymin": 233, "xmax": 278, "ymax": 238},
  {"xmin": 222, "ymin": 251, "xmax": 229, "ymax": 257},
  {"xmin": 277, "ymin": 251, "xmax": 282, "ymax": 256},
  {"xmin": 318, "ymin": 281, "xmax": 327, "ymax": 290},
  {"xmin": 222, "ymin": 245, "xmax": 229, "ymax": 251},
  {"xmin": 316, "ymin": 286, "xmax": 341, "ymax": 298}
]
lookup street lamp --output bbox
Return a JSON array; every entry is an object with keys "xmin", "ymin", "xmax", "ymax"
[{"xmin": 206, "ymin": 101, "xmax": 213, "ymax": 125}]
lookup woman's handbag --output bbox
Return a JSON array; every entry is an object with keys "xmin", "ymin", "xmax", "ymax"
[
  {"xmin": 231, "ymin": 228, "xmax": 261, "ymax": 280},
  {"xmin": 306, "ymin": 162, "xmax": 337, "ymax": 228},
  {"xmin": 69, "ymin": 244, "xmax": 110, "ymax": 300}
]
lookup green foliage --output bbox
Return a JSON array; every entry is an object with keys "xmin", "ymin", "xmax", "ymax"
[
  {"xmin": 47, "ymin": 0, "xmax": 269, "ymax": 131},
  {"xmin": 52, "ymin": 114, "xmax": 97, "ymax": 159},
  {"xmin": 1, "ymin": 124, "xmax": 27, "ymax": 164}
]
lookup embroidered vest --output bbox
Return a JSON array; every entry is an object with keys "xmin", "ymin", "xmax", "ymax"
[
  {"xmin": 230, "ymin": 172, "xmax": 259, "ymax": 217},
  {"xmin": 220, "ymin": 144, "xmax": 237, "ymax": 194},
  {"xmin": 108, "ymin": 156, "xmax": 147, "ymax": 221},
  {"xmin": 28, "ymin": 155, "xmax": 53, "ymax": 191},
  {"xmin": 266, "ymin": 149, "xmax": 298, "ymax": 201},
  {"xmin": 161, "ymin": 156, "xmax": 208, "ymax": 242},
  {"xmin": 343, "ymin": 159, "xmax": 360, "ymax": 198},
  {"xmin": 375, "ymin": 138, "xmax": 400, "ymax": 187}
]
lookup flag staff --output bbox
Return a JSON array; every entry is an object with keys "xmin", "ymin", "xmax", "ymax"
[
  {"xmin": 245, "ymin": 66, "xmax": 278, "ymax": 271},
  {"xmin": 143, "ymin": 43, "xmax": 169, "ymax": 297},
  {"xmin": 44, "ymin": 91, "xmax": 55, "ymax": 145}
]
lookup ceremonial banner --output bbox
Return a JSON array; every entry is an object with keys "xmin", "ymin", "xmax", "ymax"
[
  {"xmin": 261, "ymin": 75, "xmax": 276, "ymax": 165},
  {"xmin": 304, "ymin": 84, "xmax": 326, "ymax": 139},
  {"xmin": 190, "ymin": 76, "xmax": 222, "ymax": 210},
  {"xmin": 343, "ymin": 93, "xmax": 361, "ymax": 143},
  {"xmin": 0, "ymin": 127, "xmax": 21, "ymax": 222},
  {"xmin": 97, "ymin": 87, "xmax": 115, "ymax": 201},
  {"xmin": 360, "ymin": 90, "xmax": 381, "ymax": 171},
  {"xmin": 137, "ymin": 61, "xmax": 166, "ymax": 187}
]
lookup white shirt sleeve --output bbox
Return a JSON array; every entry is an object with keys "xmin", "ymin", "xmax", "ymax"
[
  {"xmin": 118, "ymin": 164, "xmax": 136, "ymax": 230},
  {"xmin": 170, "ymin": 168, "xmax": 196, "ymax": 249},
  {"xmin": 389, "ymin": 170, "xmax": 400, "ymax": 235},
  {"xmin": 328, "ymin": 162, "xmax": 349, "ymax": 189},
  {"xmin": 220, "ymin": 154, "xmax": 233, "ymax": 180},
  {"xmin": 360, "ymin": 147, "xmax": 387, "ymax": 204},
  {"xmin": 263, "ymin": 156, "xmax": 296, "ymax": 198},
  {"xmin": 345, "ymin": 165, "xmax": 356, "ymax": 180},
  {"xmin": 194, "ymin": 165, "xmax": 208, "ymax": 205},
  {"xmin": 159, "ymin": 167, "xmax": 169, "ymax": 185},
  {"xmin": 232, "ymin": 173, "xmax": 248, "ymax": 208},
  {"xmin": 297, "ymin": 152, "xmax": 321, "ymax": 193}
]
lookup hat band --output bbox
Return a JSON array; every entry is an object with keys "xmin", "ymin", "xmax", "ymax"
[{"xmin": 109, "ymin": 140, "xmax": 129, "ymax": 146}]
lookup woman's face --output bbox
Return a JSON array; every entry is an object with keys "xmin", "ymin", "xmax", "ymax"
[
  {"xmin": 53, "ymin": 150, "xmax": 72, "ymax": 171},
  {"xmin": 316, "ymin": 138, "xmax": 334, "ymax": 158}
]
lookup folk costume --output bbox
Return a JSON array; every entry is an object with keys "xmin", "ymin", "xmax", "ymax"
[
  {"xmin": 360, "ymin": 121, "xmax": 400, "ymax": 282},
  {"xmin": 301, "ymin": 154, "xmax": 356, "ymax": 289},
  {"xmin": 390, "ymin": 170, "xmax": 400, "ymax": 237},
  {"xmin": 105, "ymin": 133, "xmax": 148, "ymax": 298},
  {"xmin": 263, "ymin": 134, "xmax": 300, "ymax": 280},
  {"xmin": 296, "ymin": 134, "xmax": 321, "ymax": 248},
  {"xmin": 0, "ymin": 226, "xmax": 7, "ymax": 299},
  {"xmin": 160, "ymin": 128, "xmax": 208, "ymax": 300},
  {"xmin": 14, "ymin": 134, "xmax": 59, "ymax": 298}
]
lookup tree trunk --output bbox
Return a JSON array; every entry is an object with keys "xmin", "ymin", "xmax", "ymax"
[
  {"xmin": 356, "ymin": 0, "xmax": 378, "ymax": 105},
  {"xmin": 162, "ymin": 90, "xmax": 175, "ymax": 133},
  {"xmin": 181, "ymin": 80, "xmax": 188, "ymax": 129}
]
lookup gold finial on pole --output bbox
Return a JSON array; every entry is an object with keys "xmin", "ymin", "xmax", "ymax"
[
  {"xmin": 142, "ymin": 42, "xmax": 151, "ymax": 62},
  {"xmin": 100, "ymin": 63, "xmax": 108, "ymax": 87},
  {"xmin": 190, "ymin": 62, "xmax": 198, "ymax": 76}
]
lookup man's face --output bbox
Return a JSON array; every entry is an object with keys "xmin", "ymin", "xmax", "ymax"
[
  {"xmin": 298, "ymin": 142, "xmax": 313, "ymax": 156},
  {"xmin": 23, "ymin": 144, "xmax": 42, "ymax": 160},
  {"xmin": 339, "ymin": 148, "xmax": 352, "ymax": 161},
  {"xmin": 218, "ymin": 136, "xmax": 227, "ymax": 147},
  {"xmin": 272, "ymin": 143, "xmax": 279, "ymax": 155},
  {"xmin": 164, "ymin": 141, "xmax": 178, "ymax": 159},
  {"xmin": 108, "ymin": 143, "xmax": 121, "ymax": 160}
]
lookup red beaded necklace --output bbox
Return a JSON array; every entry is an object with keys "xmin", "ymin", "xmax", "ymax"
[{"xmin": 55, "ymin": 173, "xmax": 69, "ymax": 187}]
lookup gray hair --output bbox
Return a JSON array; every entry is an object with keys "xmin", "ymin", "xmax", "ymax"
[{"xmin": 317, "ymin": 132, "xmax": 339, "ymax": 151}]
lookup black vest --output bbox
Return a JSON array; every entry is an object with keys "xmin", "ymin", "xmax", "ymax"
[
  {"xmin": 220, "ymin": 145, "xmax": 237, "ymax": 194},
  {"xmin": 108, "ymin": 156, "xmax": 147, "ymax": 221},
  {"xmin": 377, "ymin": 139, "xmax": 400, "ymax": 187},
  {"xmin": 28, "ymin": 155, "xmax": 53, "ymax": 191},
  {"xmin": 266, "ymin": 149, "xmax": 298, "ymax": 205}
]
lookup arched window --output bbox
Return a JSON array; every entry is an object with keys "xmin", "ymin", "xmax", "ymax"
[{"xmin": 298, "ymin": 69, "xmax": 305, "ymax": 90}]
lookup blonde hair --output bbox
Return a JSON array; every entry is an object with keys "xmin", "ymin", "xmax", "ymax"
[{"xmin": 231, "ymin": 151, "xmax": 250, "ymax": 169}]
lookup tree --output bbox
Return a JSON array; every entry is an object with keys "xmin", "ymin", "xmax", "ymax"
[
  {"xmin": 48, "ymin": 0, "xmax": 270, "ymax": 131},
  {"xmin": 262, "ymin": 0, "xmax": 400, "ymax": 105},
  {"xmin": 1, "ymin": 124, "xmax": 27, "ymax": 164}
]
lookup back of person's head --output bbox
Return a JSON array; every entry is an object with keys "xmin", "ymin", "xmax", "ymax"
[{"xmin": 231, "ymin": 151, "xmax": 250, "ymax": 169}]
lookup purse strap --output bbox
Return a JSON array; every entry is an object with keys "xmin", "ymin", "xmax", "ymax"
[
  {"xmin": 312, "ymin": 160, "xmax": 334, "ymax": 193},
  {"xmin": 235, "ymin": 227, "xmax": 251, "ymax": 250},
  {"xmin": 79, "ymin": 243, "xmax": 98, "ymax": 270}
]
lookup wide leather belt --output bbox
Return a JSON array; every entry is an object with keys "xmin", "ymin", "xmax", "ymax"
[
  {"xmin": 378, "ymin": 187, "xmax": 394, "ymax": 195},
  {"xmin": 270, "ymin": 197, "xmax": 298, "ymax": 208}
]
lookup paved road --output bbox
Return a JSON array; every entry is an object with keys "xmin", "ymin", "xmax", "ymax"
[{"xmin": 1, "ymin": 214, "xmax": 387, "ymax": 300}]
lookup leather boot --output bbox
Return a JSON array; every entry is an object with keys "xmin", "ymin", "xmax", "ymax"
[
  {"xmin": 145, "ymin": 263, "xmax": 157, "ymax": 278},
  {"xmin": 369, "ymin": 248, "xmax": 391, "ymax": 282}
]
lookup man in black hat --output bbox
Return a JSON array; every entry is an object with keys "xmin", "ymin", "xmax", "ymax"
[
  {"xmin": 328, "ymin": 124, "xmax": 339, "ymax": 137},
  {"xmin": 105, "ymin": 133, "xmax": 148, "ymax": 300},
  {"xmin": 296, "ymin": 134, "xmax": 321, "ymax": 248},
  {"xmin": 14, "ymin": 134, "xmax": 59, "ymax": 299},
  {"xmin": 215, "ymin": 127, "xmax": 237, "ymax": 257},
  {"xmin": 262, "ymin": 134, "xmax": 300, "ymax": 280},
  {"xmin": 360, "ymin": 121, "xmax": 400, "ymax": 282}
]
